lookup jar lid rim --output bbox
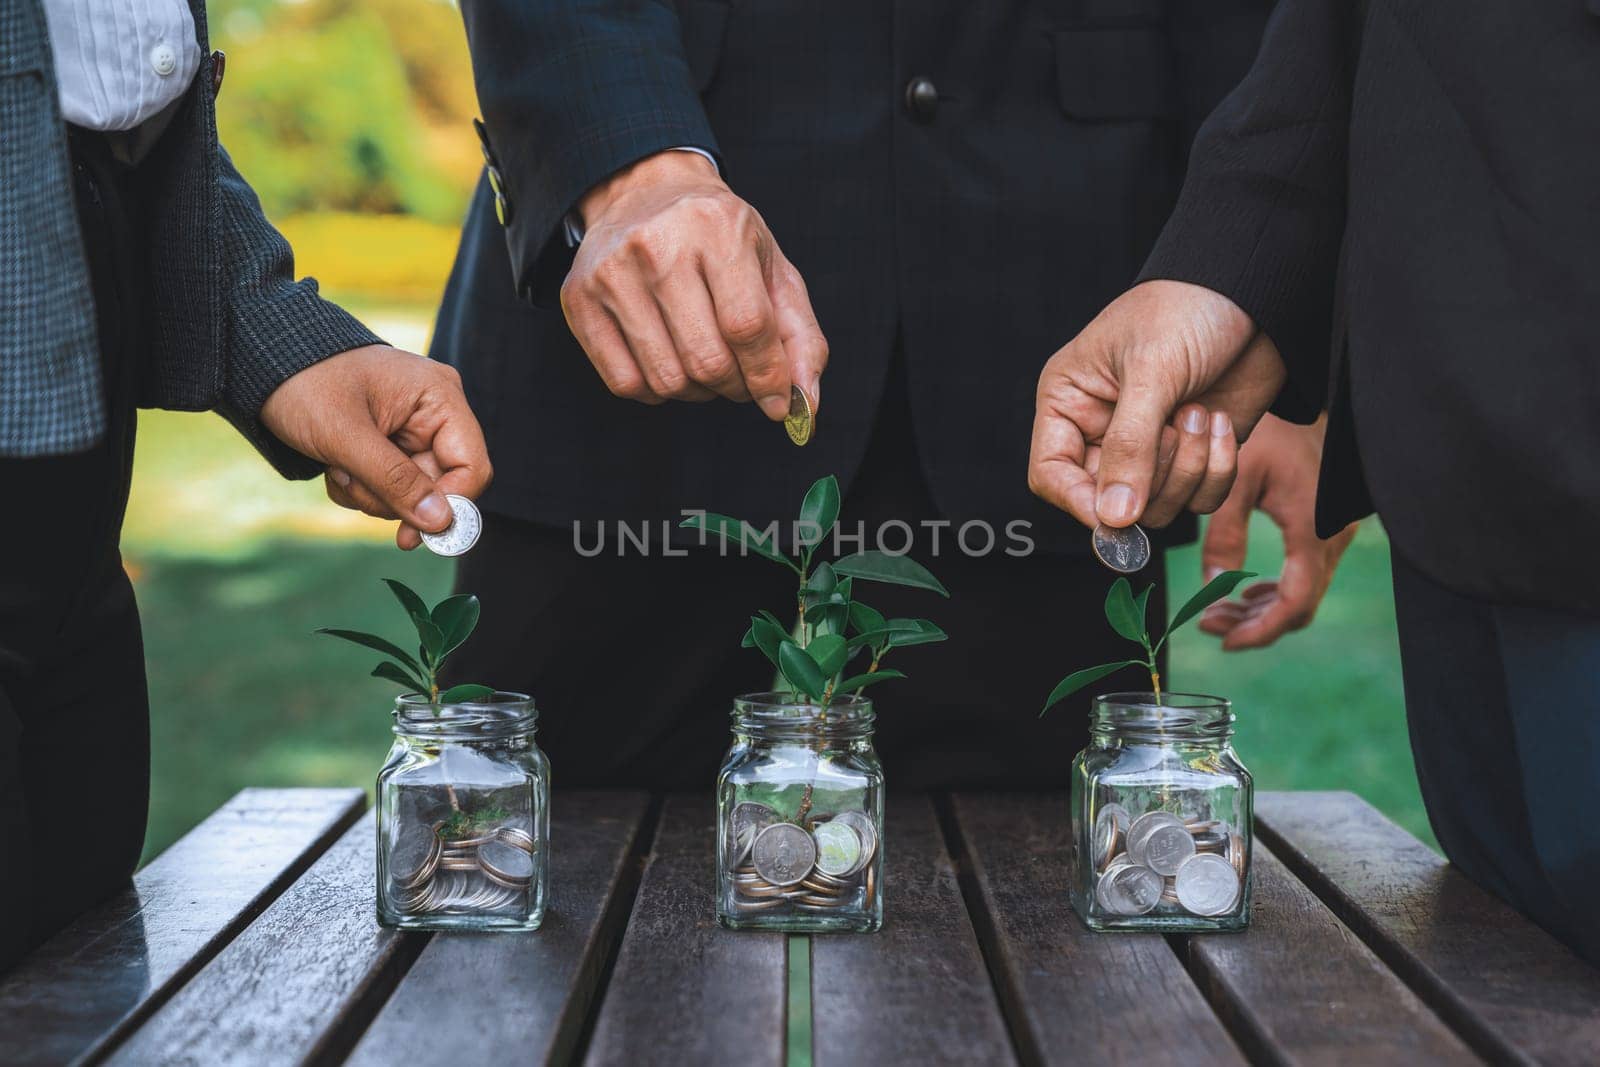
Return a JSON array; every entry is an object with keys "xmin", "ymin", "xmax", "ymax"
[
  {"xmin": 1093, "ymin": 690, "xmax": 1230, "ymax": 711},
  {"xmin": 733, "ymin": 690, "xmax": 874, "ymax": 714},
  {"xmin": 392, "ymin": 691, "xmax": 536, "ymax": 735}
]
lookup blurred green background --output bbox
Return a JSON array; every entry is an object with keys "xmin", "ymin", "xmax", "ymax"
[{"xmin": 128, "ymin": 0, "xmax": 1433, "ymax": 863}]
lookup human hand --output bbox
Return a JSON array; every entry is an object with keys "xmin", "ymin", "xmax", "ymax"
[
  {"xmin": 1028, "ymin": 280, "xmax": 1285, "ymax": 530},
  {"xmin": 1197, "ymin": 414, "xmax": 1357, "ymax": 649},
  {"xmin": 560, "ymin": 150, "xmax": 828, "ymax": 420},
  {"xmin": 259, "ymin": 344, "xmax": 492, "ymax": 550}
]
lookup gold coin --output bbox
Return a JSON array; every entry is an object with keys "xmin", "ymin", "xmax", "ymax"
[{"xmin": 784, "ymin": 385, "xmax": 813, "ymax": 446}]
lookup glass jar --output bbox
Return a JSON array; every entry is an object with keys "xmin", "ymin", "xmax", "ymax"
[
  {"xmin": 1071, "ymin": 692, "xmax": 1252, "ymax": 932},
  {"xmin": 376, "ymin": 692, "xmax": 550, "ymax": 931},
  {"xmin": 716, "ymin": 693, "xmax": 884, "ymax": 933}
]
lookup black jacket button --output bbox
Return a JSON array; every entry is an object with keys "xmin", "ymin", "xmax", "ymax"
[{"xmin": 904, "ymin": 77, "xmax": 938, "ymax": 122}]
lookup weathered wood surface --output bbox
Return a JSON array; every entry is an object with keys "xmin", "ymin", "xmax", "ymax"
[
  {"xmin": 1179, "ymin": 842, "xmax": 1479, "ymax": 1064},
  {"xmin": 1258, "ymin": 791, "xmax": 1600, "ymax": 1066},
  {"xmin": 810, "ymin": 795, "xmax": 1015, "ymax": 1066},
  {"xmin": 0, "ymin": 788, "xmax": 364, "ymax": 1067},
  {"xmin": 346, "ymin": 791, "xmax": 653, "ymax": 1067},
  {"xmin": 583, "ymin": 795, "xmax": 787, "ymax": 1067},
  {"xmin": 948, "ymin": 793, "xmax": 1245, "ymax": 1066},
  {"xmin": 105, "ymin": 811, "xmax": 421, "ymax": 1066}
]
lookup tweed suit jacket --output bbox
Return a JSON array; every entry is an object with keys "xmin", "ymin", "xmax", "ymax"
[{"xmin": 0, "ymin": 0, "xmax": 379, "ymax": 474}]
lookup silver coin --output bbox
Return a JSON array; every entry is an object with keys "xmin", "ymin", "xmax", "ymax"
[
  {"xmin": 830, "ymin": 811, "xmax": 878, "ymax": 874},
  {"xmin": 751, "ymin": 823, "xmax": 817, "ymax": 887},
  {"xmin": 1142, "ymin": 824, "xmax": 1197, "ymax": 876},
  {"xmin": 390, "ymin": 828, "xmax": 440, "ymax": 890},
  {"xmin": 479, "ymin": 839, "xmax": 535, "ymax": 883},
  {"xmin": 1174, "ymin": 853, "xmax": 1241, "ymax": 916},
  {"xmin": 733, "ymin": 896, "xmax": 787, "ymax": 913},
  {"xmin": 727, "ymin": 802, "xmax": 778, "ymax": 867},
  {"xmin": 1091, "ymin": 522, "xmax": 1151, "ymax": 574},
  {"xmin": 1093, "ymin": 803, "xmax": 1131, "ymax": 870},
  {"xmin": 812, "ymin": 821, "xmax": 863, "ymax": 878},
  {"xmin": 1095, "ymin": 863, "xmax": 1163, "ymax": 916},
  {"xmin": 421, "ymin": 494, "xmax": 483, "ymax": 557},
  {"xmin": 1126, "ymin": 811, "xmax": 1185, "ymax": 865},
  {"xmin": 1191, "ymin": 828, "xmax": 1229, "ymax": 853},
  {"xmin": 1229, "ymin": 832, "xmax": 1248, "ymax": 878}
]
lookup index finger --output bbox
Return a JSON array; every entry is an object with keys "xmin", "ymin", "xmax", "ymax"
[
  {"xmin": 703, "ymin": 242, "xmax": 791, "ymax": 421},
  {"xmin": 1028, "ymin": 401, "xmax": 1099, "ymax": 527}
]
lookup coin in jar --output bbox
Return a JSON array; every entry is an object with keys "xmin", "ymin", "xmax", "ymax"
[
  {"xmin": 420, "ymin": 494, "xmax": 483, "ymax": 557},
  {"xmin": 811, "ymin": 821, "xmax": 864, "ymax": 878},
  {"xmin": 1091, "ymin": 522, "xmax": 1151, "ymax": 574},
  {"xmin": 1093, "ymin": 802, "xmax": 1131, "ymax": 870},
  {"xmin": 727, "ymin": 801, "xmax": 778, "ymax": 867},
  {"xmin": 830, "ymin": 811, "xmax": 878, "ymax": 873},
  {"xmin": 479, "ymin": 839, "xmax": 536, "ymax": 884},
  {"xmin": 1174, "ymin": 852, "xmax": 1241, "ymax": 916},
  {"xmin": 1142, "ymin": 823, "xmax": 1197, "ymax": 876},
  {"xmin": 752, "ymin": 822, "xmax": 817, "ymax": 886},
  {"xmin": 1096, "ymin": 863, "xmax": 1163, "ymax": 916}
]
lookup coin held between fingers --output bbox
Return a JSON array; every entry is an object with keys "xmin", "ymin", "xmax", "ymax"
[
  {"xmin": 420, "ymin": 494, "xmax": 482, "ymax": 557},
  {"xmin": 784, "ymin": 385, "xmax": 814, "ymax": 446},
  {"xmin": 1092, "ymin": 522, "xmax": 1151, "ymax": 573}
]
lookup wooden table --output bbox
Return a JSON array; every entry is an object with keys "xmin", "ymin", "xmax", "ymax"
[{"xmin": 5, "ymin": 789, "xmax": 1600, "ymax": 1065}]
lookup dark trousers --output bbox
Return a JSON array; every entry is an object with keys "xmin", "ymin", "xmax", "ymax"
[
  {"xmin": 0, "ymin": 130, "xmax": 149, "ymax": 971},
  {"xmin": 1392, "ymin": 552, "xmax": 1600, "ymax": 965},
  {"xmin": 450, "ymin": 357, "xmax": 1165, "ymax": 789}
]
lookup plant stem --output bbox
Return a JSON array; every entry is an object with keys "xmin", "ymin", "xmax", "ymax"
[{"xmin": 796, "ymin": 782, "xmax": 814, "ymax": 828}]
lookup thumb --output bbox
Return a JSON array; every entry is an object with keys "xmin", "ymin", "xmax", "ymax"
[
  {"xmin": 1201, "ymin": 486, "xmax": 1251, "ymax": 581},
  {"xmin": 1095, "ymin": 377, "xmax": 1174, "ymax": 527},
  {"xmin": 341, "ymin": 428, "xmax": 453, "ymax": 533},
  {"xmin": 769, "ymin": 257, "xmax": 828, "ymax": 416}
]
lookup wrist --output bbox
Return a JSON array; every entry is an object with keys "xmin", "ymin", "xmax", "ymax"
[{"xmin": 578, "ymin": 149, "xmax": 721, "ymax": 228}]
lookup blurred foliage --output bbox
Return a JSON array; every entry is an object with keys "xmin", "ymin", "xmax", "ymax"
[
  {"xmin": 279, "ymin": 213, "xmax": 463, "ymax": 305},
  {"xmin": 209, "ymin": 0, "xmax": 480, "ymax": 224}
]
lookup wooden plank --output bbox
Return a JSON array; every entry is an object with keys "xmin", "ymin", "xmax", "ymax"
[
  {"xmin": 1178, "ymin": 840, "xmax": 1479, "ymax": 1064},
  {"xmin": 0, "ymin": 787, "xmax": 364, "ymax": 1067},
  {"xmin": 345, "ymin": 791, "xmax": 652, "ymax": 1067},
  {"xmin": 811, "ymin": 795, "xmax": 1015, "ymax": 1066},
  {"xmin": 948, "ymin": 792, "xmax": 1245, "ymax": 1066},
  {"xmin": 583, "ymin": 795, "xmax": 787, "ymax": 1067},
  {"xmin": 105, "ymin": 811, "xmax": 422, "ymax": 1066},
  {"xmin": 1258, "ymin": 791, "xmax": 1600, "ymax": 1065}
]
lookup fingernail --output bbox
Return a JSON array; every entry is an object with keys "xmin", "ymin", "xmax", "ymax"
[
  {"xmin": 1098, "ymin": 483, "xmax": 1136, "ymax": 524},
  {"xmin": 809, "ymin": 379, "xmax": 821, "ymax": 414},
  {"xmin": 329, "ymin": 468, "xmax": 351, "ymax": 488},
  {"xmin": 1204, "ymin": 565, "xmax": 1222, "ymax": 582},
  {"xmin": 1182, "ymin": 408, "xmax": 1206, "ymax": 434},
  {"xmin": 417, "ymin": 492, "xmax": 451, "ymax": 529},
  {"xmin": 760, "ymin": 394, "xmax": 790, "ymax": 420},
  {"xmin": 1212, "ymin": 412, "xmax": 1233, "ymax": 438}
]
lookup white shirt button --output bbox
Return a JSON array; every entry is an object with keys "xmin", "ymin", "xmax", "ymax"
[{"xmin": 150, "ymin": 43, "xmax": 177, "ymax": 77}]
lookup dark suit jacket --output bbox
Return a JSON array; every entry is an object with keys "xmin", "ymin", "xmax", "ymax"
[
  {"xmin": 0, "ymin": 0, "xmax": 378, "ymax": 471},
  {"xmin": 435, "ymin": 0, "xmax": 1269, "ymax": 550},
  {"xmin": 1139, "ymin": 0, "xmax": 1600, "ymax": 612}
]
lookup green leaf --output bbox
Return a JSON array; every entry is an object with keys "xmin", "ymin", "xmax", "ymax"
[
  {"xmin": 778, "ymin": 641, "xmax": 828, "ymax": 701},
  {"xmin": 807, "ymin": 633, "xmax": 849, "ymax": 677},
  {"xmin": 372, "ymin": 660, "xmax": 428, "ymax": 695},
  {"xmin": 415, "ymin": 616, "xmax": 446, "ymax": 663},
  {"xmin": 383, "ymin": 578, "xmax": 431, "ymax": 628},
  {"xmin": 797, "ymin": 475, "xmax": 841, "ymax": 551},
  {"xmin": 838, "ymin": 668, "xmax": 907, "ymax": 693},
  {"xmin": 316, "ymin": 628, "xmax": 423, "ymax": 676},
  {"xmin": 883, "ymin": 618, "xmax": 947, "ymax": 650},
  {"xmin": 438, "ymin": 683, "xmax": 495, "ymax": 704},
  {"xmin": 1155, "ymin": 569, "xmax": 1258, "ymax": 651},
  {"xmin": 832, "ymin": 550, "xmax": 949, "ymax": 597},
  {"xmin": 802, "ymin": 562, "xmax": 839, "ymax": 606},
  {"xmin": 679, "ymin": 512, "xmax": 798, "ymax": 572},
  {"xmin": 1040, "ymin": 660, "xmax": 1145, "ymax": 717},
  {"xmin": 430, "ymin": 594, "xmax": 481, "ymax": 659},
  {"xmin": 747, "ymin": 615, "xmax": 792, "ymax": 667},
  {"xmin": 1104, "ymin": 578, "xmax": 1147, "ymax": 645},
  {"xmin": 848, "ymin": 600, "xmax": 887, "ymax": 636}
]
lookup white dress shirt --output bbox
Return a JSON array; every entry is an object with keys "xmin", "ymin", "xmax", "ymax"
[{"xmin": 42, "ymin": 0, "xmax": 201, "ymax": 132}]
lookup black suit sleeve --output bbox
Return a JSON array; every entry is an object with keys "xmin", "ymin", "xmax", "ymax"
[
  {"xmin": 458, "ymin": 0, "xmax": 719, "ymax": 305},
  {"xmin": 1138, "ymin": 0, "xmax": 1359, "ymax": 420}
]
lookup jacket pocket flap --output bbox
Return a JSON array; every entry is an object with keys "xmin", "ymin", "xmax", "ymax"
[{"xmin": 1053, "ymin": 26, "xmax": 1176, "ymax": 121}]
